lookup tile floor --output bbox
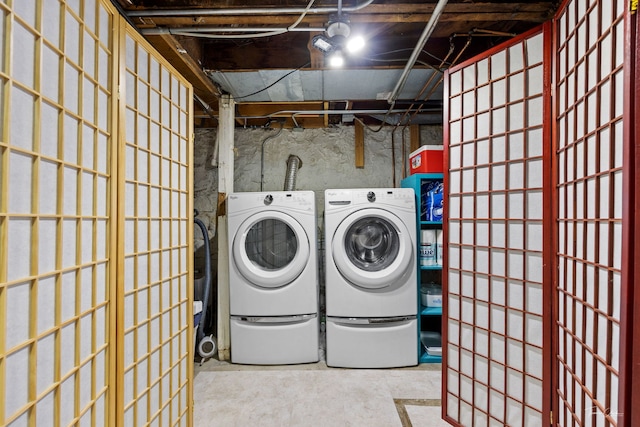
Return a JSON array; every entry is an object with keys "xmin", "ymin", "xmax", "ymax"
[{"xmin": 193, "ymin": 359, "xmax": 449, "ymax": 426}]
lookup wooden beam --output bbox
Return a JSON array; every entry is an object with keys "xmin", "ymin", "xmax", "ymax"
[
  {"xmin": 410, "ymin": 124, "xmax": 420, "ymax": 153},
  {"xmin": 323, "ymin": 101, "xmax": 329, "ymax": 128},
  {"xmin": 355, "ymin": 120, "xmax": 365, "ymax": 168},
  {"xmin": 216, "ymin": 95, "xmax": 235, "ymax": 361},
  {"xmin": 137, "ymin": 11, "xmax": 550, "ymax": 28},
  {"xmin": 128, "ymin": 3, "xmax": 554, "ymax": 27},
  {"xmin": 143, "ymin": 32, "xmax": 220, "ymax": 106}
]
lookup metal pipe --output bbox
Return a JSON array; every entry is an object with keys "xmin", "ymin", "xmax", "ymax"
[
  {"xmin": 240, "ymin": 108, "xmax": 439, "ymax": 120},
  {"xmin": 397, "ymin": 33, "xmax": 463, "ymax": 128},
  {"xmin": 400, "ymin": 34, "xmax": 473, "ymax": 127},
  {"xmin": 283, "ymin": 155, "xmax": 303, "ymax": 191},
  {"xmin": 194, "ymin": 94, "xmax": 220, "ymax": 167},
  {"xmin": 260, "ymin": 122, "xmax": 284, "ymax": 191},
  {"xmin": 387, "ymin": 0, "xmax": 449, "ymax": 104},
  {"xmin": 127, "ymin": 0, "xmax": 374, "ymax": 17},
  {"xmin": 391, "ymin": 126, "xmax": 397, "ymax": 187}
]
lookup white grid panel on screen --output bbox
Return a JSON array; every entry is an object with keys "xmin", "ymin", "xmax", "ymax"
[
  {"xmin": 120, "ymin": 28, "xmax": 193, "ymax": 427},
  {"xmin": 0, "ymin": 0, "xmax": 116, "ymax": 426},
  {"xmin": 444, "ymin": 28, "xmax": 550, "ymax": 427},
  {"xmin": 554, "ymin": 0, "xmax": 624, "ymax": 425}
]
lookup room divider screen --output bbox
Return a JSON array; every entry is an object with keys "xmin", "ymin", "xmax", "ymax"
[
  {"xmin": 443, "ymin": 25, "xmax": 553, "ymax": 427},
  {"xmin": 0, "ymin": 1, "xmax": 193, "ymax": 425},
  {"xmin": 444, "ymin": 0, "xmax": 634, "ymax": 426},
  {"xmin": 0, "ymin": 1, "xmax": 118, "ymax": 424},
  {"xmin": 118, "ymin": 26, "xmax": 194, "ymax": 426},
  {"xmin": 553, "ymin": 0, "xmax": 626, "ymax": 425}
]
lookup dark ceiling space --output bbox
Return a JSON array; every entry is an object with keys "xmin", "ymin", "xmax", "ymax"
[{"xmin": 114, "ymin": 0, "xmax": 558, "ymax": 128}]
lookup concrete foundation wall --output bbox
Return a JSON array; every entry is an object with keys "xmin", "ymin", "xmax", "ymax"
[
  {"xmin": 193, "ymin": 124, "xmax": 443, "ymax": 248},
  {"xmin": 192, "ymin": 123, "xmax": 442, "ymax": 285}
]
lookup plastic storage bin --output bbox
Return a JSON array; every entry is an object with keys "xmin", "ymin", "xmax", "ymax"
[{"xmin": 421, "ymin": 283, "xmax": 442, "ymax": 308}]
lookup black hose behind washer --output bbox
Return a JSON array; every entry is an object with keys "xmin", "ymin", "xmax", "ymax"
[{"xmin": 194, "ymin": 210, "xmax": 211, "ymax": 346}]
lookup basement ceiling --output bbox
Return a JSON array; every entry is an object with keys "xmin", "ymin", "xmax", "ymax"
[{"xmin": 114, "ymin": 0, "xmax": 558, "ymax": 128}]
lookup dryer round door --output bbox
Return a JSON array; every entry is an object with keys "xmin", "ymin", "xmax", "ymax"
[
  {"xmin": 233, "ymin": 210, "xmax": 310, "ymax": 288},
  {"xmin": 331, "ymin": 208, "xmax": 413, "ymax": 289}
]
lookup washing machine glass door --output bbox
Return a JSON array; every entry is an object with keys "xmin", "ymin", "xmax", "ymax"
[
  {"xmin": 233, "ymin": 210, "xmax": 310, "ymax": 288},
  {"xmin": 332, "ymin": 208, "xmax": 413, "ymax": 289}
]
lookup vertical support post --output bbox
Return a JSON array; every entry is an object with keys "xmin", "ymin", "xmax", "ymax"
[
  {"xmin": 410, "ymin": 124, "xmax": 420, "ymax": 153},
  {"xmin": 355, "ymin": 120, "xmax": 365, "ymax": 168},
  {"xmin": 217, "ymin": 94, "xmax": 235, "ymax": 360}
]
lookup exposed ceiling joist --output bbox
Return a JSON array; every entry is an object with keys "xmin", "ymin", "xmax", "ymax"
[
  {"xmin": 129, "ymin": 3, "xmax": 553, "ymax": 28},
  {"xmin": 144, "ymin": 32, "xmax": 220, "ymax": 105},
  {"xmin": 117, "ymin": 0, "xmax": 558, "ymax": 128}
]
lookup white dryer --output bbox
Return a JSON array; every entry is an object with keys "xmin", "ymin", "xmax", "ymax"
[
  {"xmin": 324, "ymin": 188, "xmax": 418, "ymax": 368},
  {"xmin": 227, "ymin": 191, "xmax": 319, "ymax": 365}
]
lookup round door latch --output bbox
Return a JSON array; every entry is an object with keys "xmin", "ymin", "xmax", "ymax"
[
  {"xmin": 367, "ymin": 191, "xmax": 376, "ymax": 202},
  {"xmin": 264, "ymin": 194, "xmax": 273, "ymax": 205}
]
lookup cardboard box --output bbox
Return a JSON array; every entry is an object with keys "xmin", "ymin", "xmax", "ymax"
[{"xmin": 409, "ymin": 145, "xmax": 444, "ymax": 174}]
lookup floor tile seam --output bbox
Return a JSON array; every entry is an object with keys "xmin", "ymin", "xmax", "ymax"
[
  {"xmin": 394, "ymin": 398, "xmax": 444, "ymax": 427},
  {"xmin": 394, "ymin": 398, "xmax": 442, "ymax": 407}
]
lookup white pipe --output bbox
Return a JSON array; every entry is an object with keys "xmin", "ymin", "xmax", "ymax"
[
  {"xmin": 171, "ymin": 30, "xmax": 289, "ymax": 39},
  {"xmin": 211, "ymin": 132, "xmax": 220, "ymax": 168},
  {"xmin": 127, "ymin": 0, "xmax": 374, "ymax": 17},
  {"xmin": 142, "ymin": 26, "xmax": 325, "ymax": 35},
  {"xmin": 387, "ymin": 0, "xmax": 448, "ymax": 104}
]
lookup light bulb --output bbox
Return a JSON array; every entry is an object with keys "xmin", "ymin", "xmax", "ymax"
[
  {"xmin": 329, "ymin": 50, "xmax": 344, "ymax": 67},
  {"xmin": 346, "ymin": 35, "xmax": 365, "ymax": 53}
]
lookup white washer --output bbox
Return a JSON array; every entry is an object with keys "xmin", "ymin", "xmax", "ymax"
[
  {"xmin": 227, "ymin": 191, "xmax": 319, "ymax": 365},
  {"xmin": 324, "ymin": 188, "xmax": 418, "ymax": 368}
]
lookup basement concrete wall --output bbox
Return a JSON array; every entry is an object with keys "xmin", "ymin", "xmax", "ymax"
[
  {"xmin": 192, "ymin": 124, "xmax": 443, "ymax": 274},
  {"xmin": 194, "ymin": 124, "xmax": 442, "ymax": 241}
]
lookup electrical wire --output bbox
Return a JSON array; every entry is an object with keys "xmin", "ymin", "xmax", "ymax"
[
  {"xmin": 288, "ymin": 0, "xmax": 316, "ymax": 31},
  {"xmin": 368, "ymin": 48, "xmax": 451, "ymax": 67},
  {"xmin": 361, "ymin": 56, "xmax": 436, "ymax": 70},
  {"xmin": 232, "ymin": 62, "xmax": 311, "ymax": 100}
]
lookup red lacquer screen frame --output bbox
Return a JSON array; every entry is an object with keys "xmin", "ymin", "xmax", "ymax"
[{"xmin": 442, "ymin": 24, "xmax": 553, "ymax": 427}]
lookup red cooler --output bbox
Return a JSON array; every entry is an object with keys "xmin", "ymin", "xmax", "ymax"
[{"xmin": 409, "ymin": 145, "xmax": 444, "ymax": 174}]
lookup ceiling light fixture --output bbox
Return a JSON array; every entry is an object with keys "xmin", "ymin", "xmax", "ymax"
[
  {"xmin": 311, "ymin": 35, "xmax": 333, "ymax": 53},
  {"xmin": 312, "ymin": 13, "xmax": 365, "ymax": 67}
]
